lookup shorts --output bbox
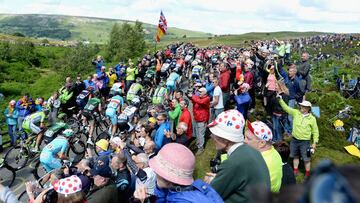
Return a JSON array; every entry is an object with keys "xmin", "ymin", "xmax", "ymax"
[
  {"xmin": 191, "ymin": 74, "xmax": 200, "ymax": 80},
  {"xmin": 40, "ymin": 153, "xmax": 62, "ymax": 172},
  {"xmin": 290, "ymin": 137, "xmax": 311, "ymax": 162},
  {"xmin": 167, "ymin": 84, "xmax": 176, "ymax": 91},
  {"xmin": 106, "ymin": 108, "xmax": 117, "ymax": 125},
  {"xmin": 82, "ymin": 110, "xmax": 94, "ymax": 121}
]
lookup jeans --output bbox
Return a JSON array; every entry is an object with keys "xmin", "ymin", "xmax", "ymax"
[
  {"xmin": 211, "ymin": 108, "xmax": 224, "ymax": 121},
  {"xmin": 195, "ymin": 122, "xmax": 206, "ymax": 150},
  {"xmin": 222, "ymin": 92, "xmax": 230, "ymax": 110},
  {"xmin": 17, "ymin": 117, "xmax": 25, "ymax": 131},
  {"xmin": 8, "ymin": 125, "xmax": 17, "ymax": 146},
  {"xmin": 287, "ymin": 99, "xmax": 296, "ymax": 134},
  {"xmin": 272, "ymin": 115, "xmax": 282, "ymax": 141}
]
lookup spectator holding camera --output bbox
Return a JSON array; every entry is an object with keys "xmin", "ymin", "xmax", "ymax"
[
  {"xmin": 92, "ymin": 55, "xmax": 104, "ymax": 74},
  {"xmin": 278, "ymin": 96, "xmax": 319, "ymax": 177},
  {"xmin": 205, "ymin": 110, "xmax": 270, "ymax": 203}
]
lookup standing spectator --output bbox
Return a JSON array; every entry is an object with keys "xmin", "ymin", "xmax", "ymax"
[
  {"xmin": 284, "ymin": 64, "xmax": 303, "ymax": 135},
  {"xmin": 154, "ymin": 112, "xmax": 170, "ymax": 151},
  {"xmin": 133, "ymin": 143, "xmax": 223, "ymax": 203},
  {"xmin": 168, "ymin": 99, "xmax": 181, "ymax": 132},
  {"xmin": 264, "ymin": 64, "xmax": 277, "ymax": 113},
  {"xmin": 278, "ymin": 97, "xmax": 319, "ymax": 177},
  {"xmin": 297, "ymin": 52, "xmax": 312, "ymax": 93},
  {"xmin": 270, "ymin": 81, "xmax": 289, "ymax": 141},
  {"xmin": 205, "ymin": 73, "xmax": 215, "ymax": 98},
  {"xmin": 107, "ymin": 67, "xmax": 117, "ymax": 91},
  {"xmin": 133, "ymin": 153, "xmax": 157, "ymax": 195},
  {"xmin": 273, "ymin": 141, "xmax": 296, "ymax": 188},
  {"xmin": 164, "ymin": 122, "xmax": 189, "ymax": 146},
  {"xmin": 233, "ymin": 83, "xmax": 251, "ymax": 120},
  {"xmin": 87, "ymin": 164, "xmax": 119, "ymax": 203},
  {"xmin": 34, "ymin": 97, "xmax": 44, "ymax": 112},
  {"xmin": 244, "ymin": 59, "xmax": 255, "ymax": 111},
  {"xmin": 114, "ymin": 61, "xmax": 126, "ymax": 79},
  {"xmin": 126, "ymin": 60, "xmax": 138, "ymax": 92},
  {"xmin": 4, "ymin": 100, "xmax": 18, "ymax": 147},
  {"xmin": 205, "ymin": 110, "xmax": 270, "ymax": 203},
  {"xmin": 210, "ymin": 77, "xmax": 224, "ymax": 121},
  {"xmin": 47, "ymin": 91, "xmax": 61, "ymax": 124},
  {"xmin": 188, "ymin": 87, "xmax": 210, "ymax": 155},
  {"xmin": 16, "ymin": 93, "xmax": 34, "ymax": 131},
  {"xmin": 74, "ymin": 75, "xmax": 85, "ymax": 96},
  {"xmin": 179, "ymin": 99, "xmax": 193, "ymax": 141},
  {"xmin": 97, "ymin": 66, "xmax": 110, "ymax": 98},
  {"xmin": 110, "ymin": 152, "xmax": 131, "ymax": 202},
  {"xmin": 92, "ymin": 55, "xmax": 104, "ymax": 74},
  {"xmin": 245, "ymin": 121, "xmax": 283, "ymax": 193},
  {"xmin": 275, "ymin": 40, "xmax": 286, "ymax": 58},
  {"xmin": 219, "ymin": 63, "xmax": 231, "ymax": 109},
  {"xmin": 84, "ymin": 75, "xmax": 96, "ymax": 93}
]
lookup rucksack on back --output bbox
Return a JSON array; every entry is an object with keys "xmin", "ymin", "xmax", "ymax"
[{"xmin": 76, "ymin": 90, "xmax": 90, "ymax": 109}]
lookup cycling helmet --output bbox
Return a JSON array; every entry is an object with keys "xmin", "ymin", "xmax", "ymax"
[
  {"xmin": 62, "ymin": 129, "xmax": 74, "ymax": 137},
  {"xmin": 165, "ymin": 59, "xmax": 171, "ymax": 63},
  {"xmin": 94, "ymin": 91, "xmax": 101, "ymax": 98},
  {"xmin": 131, "ymin": 97, "xmax": 141, "ymax": 107},
  {"xmin": 136, "ymin": 77, "xmax": 142, "ymax": 83}
]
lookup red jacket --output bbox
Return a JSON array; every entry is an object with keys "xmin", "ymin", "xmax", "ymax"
[
  {"xmin": 179, "ymin": 108, "xmax": 193, "ymax": 139},
  {"xmin": 191, "ymin": 95, "xmax": 210, "ymax": 122},
  {"xmin": 220, "ymin": 70, "xmax": 231, "ymax": 93},
  {"xmin": 244, "ymin": 71, "xmax": 254, "ymax": 89}
]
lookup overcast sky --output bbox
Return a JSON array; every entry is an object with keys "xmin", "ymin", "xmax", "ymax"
[{"xmin": 0, "ymin": 0, "xmax": 359, "ymax": 34}]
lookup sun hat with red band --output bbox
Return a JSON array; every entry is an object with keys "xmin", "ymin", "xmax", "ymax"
[
  {"xmin": 52, "ymin": 175, "xmax": 82, "ymax": 196},
  {"xmin": 247, "ymin": 120, "xmax": 273, "ymax": 142},
  {"xmin": 208, "ymin": 109, "xmax": 245, "ymax": 143}
]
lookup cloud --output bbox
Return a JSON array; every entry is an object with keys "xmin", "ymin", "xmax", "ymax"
[{"xmin": 0, "ymin": 0, "xmax": 359, "ymax": 34}]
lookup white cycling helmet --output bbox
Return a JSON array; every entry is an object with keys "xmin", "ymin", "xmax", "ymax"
[{"xmin": 63, "ymin": 129, "xmax": 74, "ymax": 137}]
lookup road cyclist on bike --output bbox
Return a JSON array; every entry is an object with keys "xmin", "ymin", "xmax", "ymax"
[{"xmin": 81, "ymin": 91, "xmax": 102, "ymax": 145}]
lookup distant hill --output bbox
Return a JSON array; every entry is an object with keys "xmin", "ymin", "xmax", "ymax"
[{"xmin": 0, "ymin": 14, "xmax": 213, "ymax": 43}]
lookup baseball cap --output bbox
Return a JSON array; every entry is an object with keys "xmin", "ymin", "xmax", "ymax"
[{"xmin": 90, "ymin": 164, "xmax": 112, "ymax": 178}]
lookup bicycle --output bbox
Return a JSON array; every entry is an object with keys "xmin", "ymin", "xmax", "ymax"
[{"xmin": 4, "ymin": 131, "xmax": 39, "ymax": 171}]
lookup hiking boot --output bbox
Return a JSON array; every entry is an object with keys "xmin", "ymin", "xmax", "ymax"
[
  {"xmin": 196, "ymin": 148, "xmax": 205, "ymax": 155},
  {"xmin": 87, "ymin": 138, "xmax": 94, "ymax": 146}
]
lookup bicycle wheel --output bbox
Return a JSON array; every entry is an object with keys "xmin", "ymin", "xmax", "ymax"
[
  {"xmin": 0, "ymin": 166, "xmax": 16, "ymax": 187},
  {"xmin": 95, "ymin": 121, "xmax": 108, "ymax": 137},
  {"xmin": 4, "ymin": 146, "xmax": 29, "ymax": 171},
  {"xmin": 67, "ymin": 141, "xmax": 85, "ymax": 164},
  {"xmin": 18, "ymin": 190, "xmax": 29, "ymax": 203},
  {"xmin": 67, "ymin": 117, "xmax": 81, "ymax": 134},
  {"xmin": 33, "ymin": 159, "xmax": 47, "ymax": 184}
]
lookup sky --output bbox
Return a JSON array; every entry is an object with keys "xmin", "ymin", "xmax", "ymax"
[{"xmin": 0, "ymin": 0, "xmax": 359, "ymax": 34}]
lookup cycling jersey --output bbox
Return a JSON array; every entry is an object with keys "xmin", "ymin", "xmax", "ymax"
[
  {"xmin": 106, "ymin": 95, "xmax": 124, "ymax": 125},
  {"xmin": 192, "ymin": 65, "xmax": 203, "ymax": 76},
  {"xmin": 84, "ymin": 98, "xmax": 101, "ymax": 112},
  {"xmin": 22, "ymin": 111, "xmax": 46, "ymax": 134},
  {"xmin": 126, "ymin": 83, "xmax": 144, "ymax": 101},
  {"xmin": 40, "ymin": 136, "xmax": 69, "ymax": 172},
  {"xmin": 152, "ymin": 87, "xmax": 167, "ymax": 105},
  {"xmin": 166, "ymin": 72, "xmax": 180, "ymax": 90}
]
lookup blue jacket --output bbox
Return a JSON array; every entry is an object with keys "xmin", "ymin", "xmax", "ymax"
[
  {"xmin": 97, "ymin": 72, "xmax": 110, "ymax": 90},
  {"xmin": 154, "ymin": 121, "xmax": 170, "ymax": 150},
  {"xmin": 4, "ymin": 108, "xmax": 19, "ymax": 126},
  {"xmin": 94, "ymin": 59, "xmax": 104, "ymax": 74},
  {"xmin": 155, "ymin": 179, "xmax": 224, "ymax": 203},
  {"xmin": 234, "ymin": 93, "xmax": 251, "ymax": 119},
  {"xmin": 84, "ymin": 80, "xmax": 96, "ymax": 92},
  {"xmin": 284, "ymin": 75, "xmax": 302, "ymax": 101},
  {"xmin": 16, "ymin": 99, "xmax": 34, "ymax": 118}
]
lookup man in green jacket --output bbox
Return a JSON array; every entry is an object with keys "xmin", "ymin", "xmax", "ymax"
[
  {"xmin": 168, "ymin": 99, "xmax": 181, "ymax": 132},
  {"xmin": 205, "ymin": 109, "xmax": 270, "ymax": 203},
  {"xmin": 278, "ymin": 97, "xmax": 319, "ymax": 177}
]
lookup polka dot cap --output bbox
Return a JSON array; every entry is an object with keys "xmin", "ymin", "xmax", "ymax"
[
  {"xmin": 248, "ymin": 121, "xmax": 273, "ymax": 142},
  {"xmin": 52, "ymin": 175, "xmax": 82, "ymax": 196}
]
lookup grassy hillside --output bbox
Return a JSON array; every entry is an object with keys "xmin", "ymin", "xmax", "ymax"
[
  {"xmin": 159, "ymin": 31, "xmax": 326, "ymax": 48},
  {"xmin": 0, "ymin": 14, "xmax": 212, "ymax": 43}
]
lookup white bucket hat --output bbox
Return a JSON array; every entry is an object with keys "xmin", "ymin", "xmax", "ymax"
[
  {"xmin": 208, "ymin": 109, "xmax": 245, "ymax": 143},
  {"xmin": 299, "ymin": 100, "xmax": 312, "ymax": 107}
]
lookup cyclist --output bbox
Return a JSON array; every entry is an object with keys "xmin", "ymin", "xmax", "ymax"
[
  {"xmin": 126, "ymin": 77, "xmax": 144, "ymax": 103},
  {"xmin": 106, "ymin": 90, "xmax": 124, "ymax": 137},
  {"xmin": 22, "ymin": 108, "xmax": 50, "ymax": 152},
  {"xmin": 81, "ymin": 91, "xmax": 102, "ymax": 145},
  {"xmin": 152, "ymin": 81, "xmax": 168, "ymax": 105},
  {"xmin": 40, "ymin": 129, "xmax": 73, "ymax": 172},
  {"xmin": 166, "ymin": 69, "xmax": 181, "ymax": 99},
  {"xmin": 191, "ymin": 60, "xmax": 204, "ymax": 80}
]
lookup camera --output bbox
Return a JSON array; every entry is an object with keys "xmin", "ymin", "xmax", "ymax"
[
  {"xmin": 306, "ymin": 147, "xmax": 315, "ymax": 158},
  {"xmin": 210, "ymin": 157, "xmax": 221, "ymax": 173}
]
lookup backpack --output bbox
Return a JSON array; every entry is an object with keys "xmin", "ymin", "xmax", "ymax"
[
  {"xmin": 347, "ymin": 127, "xmax": 360, "ymax": 148},
  {"xmin": 76, "ymin": 90, "xmax": 90, "ymax": 109}
]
